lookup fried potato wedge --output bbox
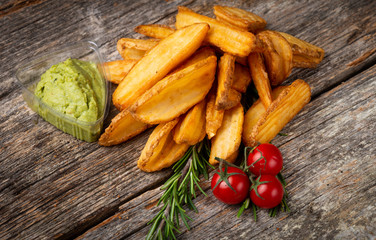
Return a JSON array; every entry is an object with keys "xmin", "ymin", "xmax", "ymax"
[
  {"xmin": 209, "ymin": 104, "xmax": 244, "ymax": 165},
  {"xmin": 248, "ymin": 52, "xmax": 272, "ymax": 108},
  {"xmin": 130, "ymin": 55, "xmax": 217, "ymax": 124},
  {"xmin": 215, "ymin": 53, "xmax": 241, "ymax": 110},
  {"xmin": 232, "ymin": 63, "xmax": 252, "ymax": 93},
  {"xmin": 118, "ymin": 47, "xmax": 145, "ymax": 61},
  {"xmin": 117, "ymin": 38, "xmax": 158, "ymax": 60},
  {"xmin": 278, "ymin": 31, "xmax": 325, "ymax": 68},
  {"xmin": 138, "ymin": 119, "xmax": 190, "ymax": 172},
  {"xmin": 206, "ymin": 88, "xmax": 224, "ymax": 139},
  {"xmin": 173, "ymin": 99, "xmax": 206, "ymax": 145},
  {"xmin": 98, "ymin": 109, "xmax": 150, "ymax": 146},
  {"xmin": 257, "ymin": 30, "xmax": 293, "ymax": 86},
  {"xmin": 213, "ymin": 5, "xmax": 266, "ymax": 33},
  {"xmin": 291, "ymin": 55, "xmax": 321, "ymax": 68},
  {"xmin": 242, "ymin": 86, "xmax": 287, "ymax": 137},
  {"xmin": 171, "ymin": 46, "xmax": 215, "ymax": 74},
  {"xmin": 134, "ymin": 24, "xmax": 175, "ymax": 39},
  {"xmin": 117, "ymin": 38, "xmax": 159, "ymax": 51},
  {"xmin": 243, "ymin": 79, "xmax": 311, "ymax": 147},
  {"xmin": 227, "ymin": 150, "xmax": 239, "ymax": 163},
  {"xmin": 224, "ymin": 88, "xmax": 242, "ymax": 110},
  {"xmin": 103, "ymin": 59, "xmax": 137, "ymax": 84},
  {"xmin": 113, "ymin": 23, "xmax": 209, "ymax": 110},
  {"xmin": 175, "ymin": 6, "xmax": 257, "ymax": 57}
]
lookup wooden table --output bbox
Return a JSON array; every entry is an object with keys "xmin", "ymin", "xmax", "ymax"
[{"xmin": 1, "ymin": 0, "xmax": 375, "ymax": 239}]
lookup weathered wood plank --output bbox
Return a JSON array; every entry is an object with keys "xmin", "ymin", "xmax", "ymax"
[
  {"xmin": 1, "ymin": 0, "xmax": 194, "ymax": 239},
  {"xmin": 78, "ymin": 63, "xmax": 376, "ymax": 240},
  {"xmin": 0, "ymin": 0, "xmax": 47, "ymax": 17},
  {"xmin": 0, "ymin": 0, "xmax": 375, "ymax": 239}
]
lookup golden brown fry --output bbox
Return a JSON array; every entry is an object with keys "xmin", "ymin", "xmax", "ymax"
[
  {"xmin": 175, "ymin": 6, "xmax": 257, "ymax": 57},
  {"xmin": 138, "ymin": 119, "xmax": 190, "ymax": 172},
  {"xmin": 232, "ymin": 63, "xmax": 252, "ymax": 93},
  {"xmin": 98, "ymin": 109, "xmax": 150, "ymax": 146},
  {"xmin": 292, "ymin": 55, "xmax": 321, "ymax": 68},
  {"xmin": 225, "ymin": 88, "xmax": 242, "ymax": 109},
  {"xmin": 173, "ymin": 99, "xmax": 206, "ymax": 145},
  {"xmin": 120, "ymin": 48, "xmax": 145, "ymax": 61},
  {"xmin": 227, "ymin": 150, "xmax": 239, "ymax": 163},
  {"xmin": 213, "ymin": 5, "xmax": 266, "ymax": 33},
  {"xmin": 206, "ymin": 88, "xmax": 224, "ymax": 139},
  {"xmin": 209, "ymin": 104, "xmax": 244, "ymax": 165},
  {"xmin": 117, "ymin": 38, "xmax": 158, "ymax": 60},
  {"xmin": 117, "ymin": 38, "xmax": 159, "ymax": 51},
  {"xmin": 134, "ymin": 24, "xmax": 175, "ymax": 39},
  {"xmin": 243, "ymin": 79, "xmax": 311, "ymax": 147},
  {"xmin": 278, "ymin": 31, "xmax": 325, "ymax": 68},
  {"xmin": 215, "ymin": 53, "xmax": 241, "ymax": 110},
  {"xmin": 171, "ymin": 46, "xmax": 215, "ymax": 74},
  {"xmin": 248, "ymin": 52, "xmax": 272, "ymax": 108},
  {"xmin": 103, "ymin": 59, "xmax": 137, "ymax": 84},
  {"xmin": 130, "ymin": 56, "xmax": 217, "ymax": 124},
  {"xmin": 257, "ymin": 30, "xmax": 293, "ymax": 86},
  {"xmin": 113, "ymin": 23, "xmax": 209, "ymax": 110}
]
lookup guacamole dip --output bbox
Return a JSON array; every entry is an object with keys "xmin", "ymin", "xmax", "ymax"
[{"xmin": 35, "ymin": 58, "xmax": 105, "ymax": 123}]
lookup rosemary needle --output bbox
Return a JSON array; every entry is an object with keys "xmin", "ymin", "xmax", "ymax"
[{"xmin": 146, "ymin": 140, "xmax": 211, "ymax": 240}]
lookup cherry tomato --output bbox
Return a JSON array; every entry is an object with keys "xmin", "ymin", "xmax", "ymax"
[
  {"xmin": 250, "ymin": 175, "xmax": 284, "ymax": 209},
  {"xmin": 247, "ymin": 143, "xmax": 283, "ymax": 176},
  {"xmin": 211, "ymin": 167, "xmax": 250, "ymax": 205}
]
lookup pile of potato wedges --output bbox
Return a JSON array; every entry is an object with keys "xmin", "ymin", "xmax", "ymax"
[{"xmin": 100, "ymin": 5, "xmax": 324, "ymax": 172}]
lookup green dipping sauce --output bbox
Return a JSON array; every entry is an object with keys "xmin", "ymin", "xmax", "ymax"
[
  {"xmin": 34, "ymin": 58, "xmax": 106, "ymax": 142},
  {"xmin": 35, "ymin": 58, "xmax": 105, "ymax": 123}
]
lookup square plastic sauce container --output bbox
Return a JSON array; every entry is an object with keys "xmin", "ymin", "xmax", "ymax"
[{"xmin": 15, "ymin": 41, "xmax": 110, "ymax": 142}]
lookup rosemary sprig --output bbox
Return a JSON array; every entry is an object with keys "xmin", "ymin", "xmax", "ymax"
[{"xmin": 146, "ymin": 140, "xmax": 211, "ymax": 240}]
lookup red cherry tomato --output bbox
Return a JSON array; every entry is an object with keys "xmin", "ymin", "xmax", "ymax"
[
  {"xmin": 250, "ymin": 175, "xmax": 284, "ymax": 209},
  {"xmin": 211, "ymin": 167, "xmax": 250, "ymax": 205},
  {"xmin": 247, "ymin": 143, "xmax": 283, "ymax": 176}
]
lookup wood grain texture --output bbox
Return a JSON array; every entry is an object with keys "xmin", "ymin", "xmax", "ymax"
[
  {"xmin": 0, "ymin": 0, "xmax": 375, "ymax": 239},
  {"xmin": 77, "ymin": 64, "xmax": 376, "ymax": 240}
]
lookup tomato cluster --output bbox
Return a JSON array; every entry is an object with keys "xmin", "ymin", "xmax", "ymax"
[{"xmin": 211, "ymin": 143, "xmax": 285, "ymax": 209}]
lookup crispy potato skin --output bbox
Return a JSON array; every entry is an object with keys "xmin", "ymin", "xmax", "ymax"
[
  {"xmin": 206, "ymin": 88, "xmax": 224, "ymax": 139},
  {"xmin": 213, "ymin": 5, "xmax": 266, "ymax": 32},
  {"xmin": 173, "ymin": 99, "xmax": 206, "ymax": 145},
  {"xmin": 242, "ymin": 79, "xmax": 311, "ymax": 147},
  {"xmin": 99, "ymin": 109, "xmax": 150, "ymax": 146},
  {"xmin": 134, "ymin": 24, "xmax": 175, "ymax": 39},
  {"xmin": 232, "ymin": 63, "xmax": 252, "ymax": 93},
  {"xmin": 103, "ymin": 59, "xmax": 138, "ymax": 84},
  {"xmin": 116, "ymin": 38, "xmax": 158, "ymax": 60},
  {"xmin": 209, "ymin": 104, "xmax": 244, "ymax": 165},
  {"xmin": 215, "ymin": 53, "xmax": 241, "ymax": 110},
  {"xmin": 257, "ymin": 30, "xmax": 293, "ymax": 86},
  {"xmin": 117, "ymin": 38, "xmax": 159, "ymax": 51},
  {"xmin": 170, "ymin": 46, "xmax": 215, "ymax": 74},
  {"xmin": 130, "ymin": 56, "xmax": 217, "ymax": 124},
  {"xmin": 176, "ymin": 6, "xmax": 257, "ymax": 57},
  {"xmin": 138, "ymin": 119, "xmax": 190, "ymax": 172},
  {"xmin": 278, "ymin": 31, "xmax": 325, "ymax": 68},
  {"xmin": 113, "ymin": 23, "xmax": 209, "ymax": 110},
  {"xmin": 248, "ymin": 52, "xmax": 272, "ymax": 108}
]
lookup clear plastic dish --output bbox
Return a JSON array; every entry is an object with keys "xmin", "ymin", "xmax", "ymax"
[{"xmin": 15, "ymin": 41, "xmax": 110, "ymax": 142}]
